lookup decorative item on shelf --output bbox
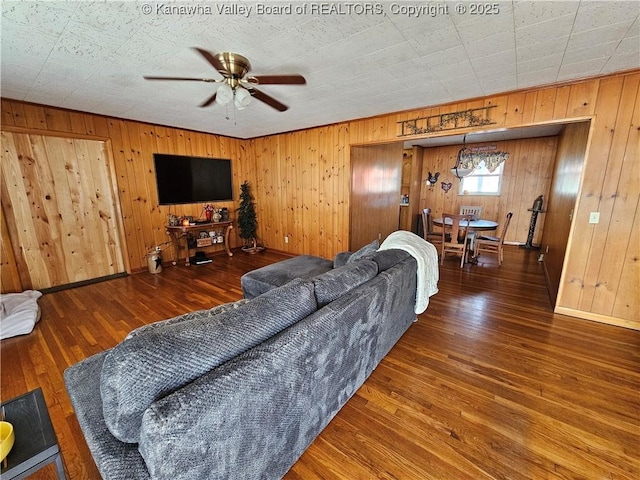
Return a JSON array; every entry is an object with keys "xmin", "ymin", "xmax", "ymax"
[
  {"xmin": 237, "ymin": 180, "xmax": 264, "ymax": 254},
  {"xmin": 197, "ymin": 237, "xmax": 213, "ymax": 247},
  {"xmin": 212, "ymin": 208, "xmax": 222, "ymax": 223},
  {"xmin": 397, "ymin": 105, "xmax": 497, "ymax": 137},
  {"xmin": 401, "ymin": 194, "xmax": 409, "ymax": 205},
  {"xmin": 220, "ymin": 207, "xmax": 229, "ymax": 221},
  {"xmin": 181, "ymin": 218, "xmax": 190, "ymax": 226},
  {"xmin": 451, "ymin": 135, "xmax": 509, "ymax": 180},
  {"xmin": 203, "ymin": 204, "xmax": 214, "ymax": 222},
  {"xmin": 427, "ymin": 171, "xmax": 440, "ymax": 187},
  {"xmin": 441, "ymin": 181, "xmax": 453, "ymax": 193},
  {"xmin": 168, "ymin": 214, "xmax": 179, "ymax": 226}
]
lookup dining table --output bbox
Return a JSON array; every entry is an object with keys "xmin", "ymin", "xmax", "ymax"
[
  {"xmin": 432, "ymin": 217, "xmax": 499, "ymax": 263},
  {"xmin": 432, "ymin": 217, "xmax": 499, "ymax": 232}
]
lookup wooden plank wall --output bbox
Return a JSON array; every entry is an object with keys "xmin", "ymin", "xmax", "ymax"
[
  {"xmin": 344, "ymin": 70, "xmax": 639, "ymax": 328},
  {"xmin": 1, "ymin": 132, "xmax": 127, "ymax": 290},
  {"xmin": 0, "ymin": 100, "xmax": 249, "ymax": 279},
  {"xmin": 1, "ymin": 69, "xmax": 638, "ymax": 327},
  {"xmin": 247, "ymin": 124, "xmax": 350, "ymax": 259},
  {"xmin": 418, "ymin": 137, "xmax": 558, "ymax": 245},
  {"xmin": 555, "ymin": 74, "xmax": 640, "ymax": 328}
]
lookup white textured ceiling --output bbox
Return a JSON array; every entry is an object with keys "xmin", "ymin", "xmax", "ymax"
[{"xmin": 1, "ymin": 1, "xmax": 638, "ymax": 139}]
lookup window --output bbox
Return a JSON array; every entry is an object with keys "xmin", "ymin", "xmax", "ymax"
[{"xmin": 459, "ymin": 162, "xmax": 504, "ymax": 195}]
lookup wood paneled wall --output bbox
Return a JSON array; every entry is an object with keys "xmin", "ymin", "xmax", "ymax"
[
  {"xmin": 1, "ymin": 132, "xmax": 127, "ymax": 290},
  {"xmin": 555, "ymin": 74, "xmax": 640, "ymax": 328},
  {"xmin": 418, "ymin": 137, "xmax": 559, "ymax": 245},
  {"xmin": 1, "ymin": 100, "xmax": 248, "ymax": 278},
  {"xmin": 2, "ymin": 69, "xmax": 638, "ymax": 328},
  {"xmin": 247, "ymin": 125, "xmax": 350, "ymax": 259}
]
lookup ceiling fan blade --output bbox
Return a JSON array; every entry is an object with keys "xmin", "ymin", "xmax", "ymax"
[
  {"xmin": 193, "ymin": 47, "xmax": 226, "ymax": 72},
  {"xmin": 251, "ymin": 88, "xmax": 288, "ymax": 112},
  {"xmin": 249, "ymin": 75, "xmax": 306, "ymax": 85},
  {"xmin": 143, "ymin": 76, "xmax": 219, "ymax": 82},
  {"xmin": 199, "ymin": 92, "xmax": 218, "ymax": 108}
]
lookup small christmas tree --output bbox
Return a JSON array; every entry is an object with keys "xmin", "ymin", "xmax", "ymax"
[{"xmin": 237, "ymin": 181, "xmax": 258, "ymax": 251}]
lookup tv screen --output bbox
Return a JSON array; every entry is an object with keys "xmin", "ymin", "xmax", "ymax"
[{"xmin": 153, "ymin": 154, "xmax": 233, "ymax": 205}]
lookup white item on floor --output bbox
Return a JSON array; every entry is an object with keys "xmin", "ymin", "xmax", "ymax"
[{"xmin": 0, "ymin": 290, "xmax": 43, "ymax": 340}]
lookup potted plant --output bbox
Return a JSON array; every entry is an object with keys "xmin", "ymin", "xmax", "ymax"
[{"xmin": 237, "ymin": 181, "xmax": 264, "ymax": 253}]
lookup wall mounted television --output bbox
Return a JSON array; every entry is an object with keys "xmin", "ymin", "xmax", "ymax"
[{"xmin": 153, "ymin": 154, "xmax": 233, "ymax": 205}]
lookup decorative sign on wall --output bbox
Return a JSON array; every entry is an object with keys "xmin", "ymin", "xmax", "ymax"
[
  {"xmin": 441, "ymin": 181, "xmax": 453, "ymax": 193},
  {"xmin": 397, "ymin": 106, "xmax": 497, "ymax": 137}
]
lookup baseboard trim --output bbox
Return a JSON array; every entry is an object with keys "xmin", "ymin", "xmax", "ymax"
[
  {"xmin": 40, "ymin": 272, "xmax": 128, "ymax": 294},
  {"xmin": 554, "ymin": 306, "xmax": 639, "ymax": 331}
]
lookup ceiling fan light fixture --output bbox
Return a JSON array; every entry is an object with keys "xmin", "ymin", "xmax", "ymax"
[
  {"xmin": 216, "ymin": 83, "xmax": 233, "ymax": 105},
  {"xmin": 234, "ymin": 86, "xmax": 252, "ymax": 109}
]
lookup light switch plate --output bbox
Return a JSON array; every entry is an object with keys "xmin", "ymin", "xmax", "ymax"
[{"xmin": 589, "ymin": 212, "xmax": 600, "ymax": 224}]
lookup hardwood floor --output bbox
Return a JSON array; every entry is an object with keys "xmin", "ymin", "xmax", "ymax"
[{"xmin": 1, "ymin": 247, "xmax": 638, "ymax": 479}]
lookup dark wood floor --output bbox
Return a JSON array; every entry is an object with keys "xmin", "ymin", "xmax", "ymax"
[{"xmin": 1, "ymin": 247, "xmax": 638, "ymax": 479}]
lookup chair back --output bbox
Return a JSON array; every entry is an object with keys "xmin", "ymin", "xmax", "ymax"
[
  {"xmin": 460, "ymin": 205, "xmax": 482, "ymax": 220},
  {"xmin": 422, "ymin": 208, "xmax": 435, "ymax": 234},
  {"xmin": 442, "ymin": 212, "xmax": 472, "ymax": 245},
  {"xmin": 499, "ymin": 212, "xmax": 514, "ymax": 243},
  {"xmin": 422, "ymin": 207, "xmax": 443, "ymax": 245}
]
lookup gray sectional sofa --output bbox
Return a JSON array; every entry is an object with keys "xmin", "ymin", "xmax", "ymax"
[{"xmin": 65, "ymin": 243, "xmax": 433, "ymax": 479}]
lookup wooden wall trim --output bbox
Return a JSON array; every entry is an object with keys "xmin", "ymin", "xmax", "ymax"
[
  {"xmin": 0, "ymin": 124, "xmax": 110, "ymax": 141},
  {"xmin": 555, "ymin": 306, "xmax": 639, "ymax": 331}
]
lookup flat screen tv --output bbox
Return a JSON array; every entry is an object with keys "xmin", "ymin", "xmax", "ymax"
[{"xmin": 153, "ymin": 154, "xmax": 233, "ymax": 205}]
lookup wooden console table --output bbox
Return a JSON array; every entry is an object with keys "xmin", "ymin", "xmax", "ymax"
[{"xmin": 166, "ymin": 221, "xmax": 233, "ymax": 266}]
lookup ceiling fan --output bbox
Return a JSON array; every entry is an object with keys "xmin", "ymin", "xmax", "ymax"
[{"xmin": 144, "ymin": 48, "xmax": 306, "ymax": 112}]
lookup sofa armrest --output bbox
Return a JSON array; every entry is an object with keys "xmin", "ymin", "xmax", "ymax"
[{"xmin": 65, "ymin": 352, "xmax": 150, "ymax": 480}]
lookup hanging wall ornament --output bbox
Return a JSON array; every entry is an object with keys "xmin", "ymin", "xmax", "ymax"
[
  {"xmin": 441, "ymin": 181, "xmax": 452, "ymax": 193},
  {"xmin": 427, "ymin": 171, "xmax": 440, "ymax": 187}
]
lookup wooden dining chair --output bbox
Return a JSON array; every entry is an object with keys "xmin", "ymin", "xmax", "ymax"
[
  {"xmin": 474, "ymin": 211, "xmax": 513, "ymax": 265},
  {"xmin": 440, "ymin": 213, "xmax": 473, "ymax": 268},
  {"xmin": 459, "ymin": 205, "xmax": 483, "ymax": 220},
  {"xmin": 459, "ymin": 205, "xmax": 482, "ymax": 250},
  {"xmin": 422, "ymin": 208, "xmax": 443, "ymax": 249}
]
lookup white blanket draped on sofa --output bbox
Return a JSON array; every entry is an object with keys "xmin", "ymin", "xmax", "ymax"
[{"xmin": 379, "ymin": 230, "xmax": 439, "ymax": 314}]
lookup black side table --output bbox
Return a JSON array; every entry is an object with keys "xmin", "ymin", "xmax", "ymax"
[{"xmin": 0, "ymin": 387, "xmax": 67, "ymax": 480}]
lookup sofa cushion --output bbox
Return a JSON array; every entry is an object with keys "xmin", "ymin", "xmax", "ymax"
[
  {"xmin": 312, "ymin": 259, "xmax": 378, "ymax": 307},
  {"xmin": 346, "ymin": 239, "xmax": 379, "ymax": 263},
  {"xmin": 241, "ymin": 255, "xmax": 333, "ymax": 299},
  {"xmin": 332, "ymin": 251, "xmax": 352, "ymax": 268},
  {"xmin": 124, "ymin": 299, "xmax": 250, "ymax": 340},
  {"xmin": 367, "ymin": 248, "xmax": 411, "ymax": 272},
  {"xmin": 100, "ymin": 278, "xmax": 317, "ymax": 444}
]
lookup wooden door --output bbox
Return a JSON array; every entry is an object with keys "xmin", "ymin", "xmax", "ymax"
[
  {"xmin": 539, "ymin": 122, "xmax": 590, "ymax": 304},
  {"xmin": 1, "ymin": 132, "xmax": 127, "ymax": 290},
  {"xmin": 349, "ymin": 143, "xmax": 403, "ymax": 250}
]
